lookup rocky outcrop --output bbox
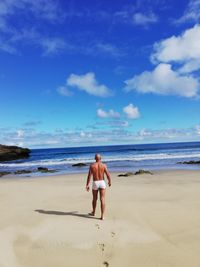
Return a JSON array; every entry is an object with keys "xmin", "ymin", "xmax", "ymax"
[
  {"xmin": 0, "ymin": 171, "xmax": 11, "ymax": 177},
  {"xmin": 72, "ymin": 163, "xmax": 87, "ymax": 167},
  {"xmin": 134, "ymin": 169, "xmax": 153, "ymax": 175},
  {"xmin": 14, "ymin": 170, "xmax": 32, "ymax": 174},
  {"xmin": 118, "ymin": 169, "xmax": 153, "ymax": 177},
  {"xmin": 37, "ymin": 167, "xmax": 57, "ymax": 173},
  {"xmin": 118, "ymin": 172, "xmax": 134, "ymax": 177},
  {"xmin": 177, "ymin": 160, "xmax": 200, "ymax": 164},
  {"xmin": 3, "ymin": 168, "xmax": 57, "ymax": 176},
  {"xmin": 0, "ymin": 145, "xmax": 30, "ymax": 162}
]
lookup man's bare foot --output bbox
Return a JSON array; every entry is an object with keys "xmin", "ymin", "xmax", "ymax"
[
  {"xmin": 100, "ymin": 217, "xmax": 104, "ymax": 220},
  {"xmin": 88, "ymin": 212, "xmax": 95, "ymax": 216}
]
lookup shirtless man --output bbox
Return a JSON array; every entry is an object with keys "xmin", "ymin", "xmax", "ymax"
[{"xmin": 86, "ymin": 154, "xmax": 111, "ymax": 220}]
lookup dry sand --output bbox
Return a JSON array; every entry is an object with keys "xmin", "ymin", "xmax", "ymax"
[{"xmin": 0, "ymin": 170, "xmax": 200, "ymax": 267}]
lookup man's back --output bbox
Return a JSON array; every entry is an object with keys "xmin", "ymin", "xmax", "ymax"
[{"xmin": 90, "ymin": 162, "xmax": 106, "ymax": 181}]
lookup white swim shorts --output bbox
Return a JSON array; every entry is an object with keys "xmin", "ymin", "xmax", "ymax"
[{"xmin": 92, "ymin": 180, "xmax": 106, "ymax": 190}]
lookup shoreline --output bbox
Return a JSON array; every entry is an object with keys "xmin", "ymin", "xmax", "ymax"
[
  {"xmin": 1, "ymin": 167, "xmax": 200, "ymax": 179},
  {"xmin": 1, "ymin": 141, "xmax": 200, "ymax": 177}
]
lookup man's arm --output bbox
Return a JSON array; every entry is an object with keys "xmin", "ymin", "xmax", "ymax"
[
  {"xmin": 104, "ymin": 165, "xmax": 111, "ymax": 187},
  {"xmin": 86, "ymin": 165, "xmax": 92, "ymax": 191}
]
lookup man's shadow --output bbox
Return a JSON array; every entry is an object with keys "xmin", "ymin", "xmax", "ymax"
[{"xmin": 34, "ymin": 209, "xmax": 99, "ymax": 220}]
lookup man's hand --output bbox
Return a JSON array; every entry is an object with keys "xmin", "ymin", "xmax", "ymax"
[
  {"xmin": 86, "ymin": 185, "xmax": 90, "ymax": 192},
  {"xmin": 105, "ymin": 165, "xmax": 111, "ymax": 187}
]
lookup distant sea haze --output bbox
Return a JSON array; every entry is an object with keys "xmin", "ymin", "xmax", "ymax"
[{"xmin": 0, "ymin": 141, "xmax": 200, "ymax": 176}]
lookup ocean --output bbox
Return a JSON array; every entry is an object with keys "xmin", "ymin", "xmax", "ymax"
[{"xmin": 0, "ymin": 141, "xmax": 200, "ymax": 176}]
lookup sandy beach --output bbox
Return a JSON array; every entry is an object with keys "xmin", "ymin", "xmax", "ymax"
[{"xmin": 0, "ymin": 170, "xmax": 200, "ymax": 267}]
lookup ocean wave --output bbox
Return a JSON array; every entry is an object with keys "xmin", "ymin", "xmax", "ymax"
[
  {"xmin": 0, "ymin": 152, "xmax": 200, "ymax": 168},
  {"xmin": 31, "ymin": 142, "xmax": 200, "ymax": 156},
  {"xmin": 30, "ymin": 142, "xmax": 200, "ymax": 156}
]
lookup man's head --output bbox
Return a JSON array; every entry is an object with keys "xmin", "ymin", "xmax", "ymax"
[{"xmin": 95, "ymin": 153, "xmax": 101, "ymax": 162}]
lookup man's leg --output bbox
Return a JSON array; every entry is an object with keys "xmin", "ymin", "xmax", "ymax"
[
  {"xmin": 90, "ymin": 189, "xmax": 98, "ymax": 216},
  {"xmin": 99, "ymin": 188, "xmax": 106, "ymax": 220}
]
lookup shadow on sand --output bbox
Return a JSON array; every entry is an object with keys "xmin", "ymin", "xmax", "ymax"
[{"xmin": 34, "ymin": 209, "xmax": 100, "ymax": 220}]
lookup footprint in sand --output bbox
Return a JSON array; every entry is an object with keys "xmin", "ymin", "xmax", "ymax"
[
  {"xmin": 98, "ymin": 243, "xmax": 105, "ymax": 252},
  {"xmin": 95, "ymin": 224, "xmax": 100, "ymax": 229},
  {"xmin": 111, "ymin": 231, "xmax": 115, "ymax": 237},
  {"xmin": 102, "ymin": 261, "xmax": 109, "ymax": 267}
]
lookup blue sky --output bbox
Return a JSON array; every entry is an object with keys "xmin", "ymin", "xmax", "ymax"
[{"xmin": 0, "ymin": 0, "xmax": 200, "ymax": 148}]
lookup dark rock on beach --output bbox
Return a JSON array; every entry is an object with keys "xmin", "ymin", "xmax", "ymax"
[
  {"xmin": 72, "ymin": 163, "xmax": 87, "ymax": 167},
  {"xmin": 134, "ymin": 169, "xmax": 153, "ymax": 175},
  {"xmin": 118, "ymin": 169, "xmax": 153, "ymax": 177},
  {"xmin": 13, "ymin": 168, "xmax": 57, "ymax": 175},
  {"xmin": 0, "ymin": 144, "xmax": 30, "ymax": 162},
  {"xmin": 14, "ymin": 170, "xmax": 33, "ymax": 175},
  {"xmin": 38, "ymin": 167, "xmax": 49, "ymax": 172},
  {"xmin": 177, "ymin": 160, "xmax": 200, "ymax": 165},
  {"xmin": 118, "ymin": 172, "xmax": 134, "ymax": 177},
  {"xmin": 0, "ymin": 171, "xmax": 12, "ymax": 177},
  {"xmin": 37, "ymin": 167, "xmax": 57, "ymax": 173}
]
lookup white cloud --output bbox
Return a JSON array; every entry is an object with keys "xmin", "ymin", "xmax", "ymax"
[
  {"xmin": 120, "ymin": 121, "xmax": 129, "ymax": 127},
  {"xmin": 124, "ymin": 63, "xmax": 199, "ymax": 98},
  {"xmin": 22, "ymin": 120, "xmax": 42, "ymax": 127},
  {"xmin": 97, "ymin": 108, "xmax": 120, "ymax": 118},
  {"xmin": 42, "ymin": 40, "xmax": 123, "ymax": 58},
  {"xmin": 0, "ymin": 0, "xmax": 63, "ymax": 22},
  {"xmin": 0, "ymin": 42, "xmax": 17, "ymax": 54},
  {"xmin": 97, "ymin": 105, "xmax": 139, "ymax": 121},
  {"xmin": 114, "ymin": 5, "xmax": 159, "ymax": 28},
  {"xmin": 79, "ymin": 131, "xmax": 93, "ymax": 138},
  {"xmin": 2, "ymin": 125, "xmax": 200, "ymax": 148},
  {"xmin": 79, "ymin": 42, "xmax": 123, "ymax": 58},
  {"xmin": 57, "ymin": 86, "xmax": 72, "ymax": 97},
  {"xmin": 66, "ymin": 72, "xmax": 112, "ymax": 97},
  {"xmin": 125, "ymin": 24, "xmax": 200, "ymax": 98},
  {"xmin": 123, "ymin": 103, "xmax": 140, "ymax": 119},
  {"xmin": 135, "ymin": 127, "xmax": 193, "ymax": 140},
  {"xmin": 40, "ymin": 38, "xmax": 67, "ymax": 55},
  {"xmin": 80, "ymin": 131, "xmax": 86, "ymax": 137},
  {"xmin": 195, "ymin": 125, "xmax": 200, "ymax": 134},
  {"xmin": 0, "ymin": 0, "xmax": 65, "ymax": 55},
  {"xmin": 178, "ymin": 59, "xmax": 200, "ymax": 74},
  {"xmin": 109, "ymin": 120, "xmax": 129, "ymax": 127},
  {"xmin": 176, "ymin": 0, "xmax": 200, "ymax": 24},
  {"xmin": 93, "ymin": 43, "xmax": 122, "ymax": 58},
  {"xmin": 89, "ymin": 119, "xmax": 129, "ymax": 129},
  {"xmin": 0, "ymin": 1, "xmax": 124, "ymax": 58},
  {"xmin": 16, "ymin": 129, "xmax": 24, "ymax": 138},
  {"xmin": 151, "ymin": 24, "xmax": 200, "ymax": 73},
  {"xmin": 97, "ymin": 109, "xmax": 107, "ymax": 118},
  {"xmin": 132, "ymin": 12, "xmax": 158, "ymax": 27},
  {"xmin": 1, "ymin": 28, "xmax": 67, "ymax": 56}
]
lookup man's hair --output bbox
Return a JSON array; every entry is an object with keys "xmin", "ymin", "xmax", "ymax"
[{"xmin": 95, "ymin": 153, "xmax": 101, "ymax": 161}]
